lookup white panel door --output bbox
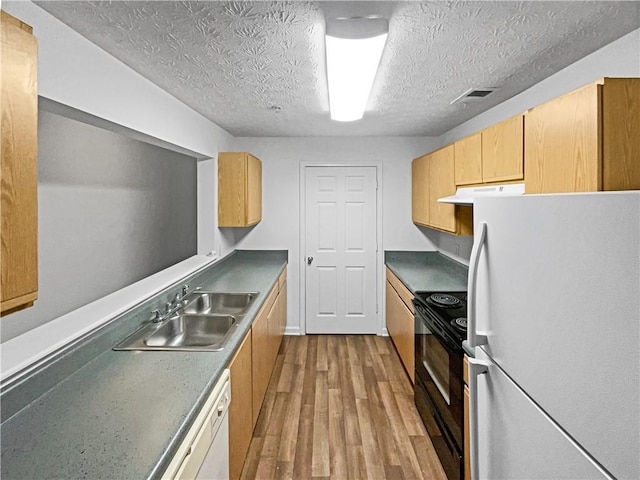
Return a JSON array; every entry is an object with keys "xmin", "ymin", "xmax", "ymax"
[{"xmin": 305, "ymin": 166, "xmax": 377, "ymax": 334}]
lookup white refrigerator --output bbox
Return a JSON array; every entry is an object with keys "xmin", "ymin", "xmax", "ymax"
[{"xmin": 466, "ymin": 191, "xmax": 639, "ymax": 480}]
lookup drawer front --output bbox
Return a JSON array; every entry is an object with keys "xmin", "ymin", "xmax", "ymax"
[{"xmin": 386, "ymin": 267, "xmax": 414, "ymax": 314}]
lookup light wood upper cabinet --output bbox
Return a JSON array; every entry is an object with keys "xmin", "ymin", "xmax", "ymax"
[
  {"xmin": 481, "ymin": 115, "xmax": 524, "ymax": 183},
  {"xmin": 412, "ymin": 154, "xmax": 430, "ymax": 226},
  {"xmin": 454, "ymin": 133, "xmax": 483, "ymax": 186},
  {"xmin": 412, "ymin": 147, "xmax": 473, "ymax": 236},
  {"xmin": 525, "ymin": 78, "xmax": 640, "ymax": 194},
  {"xmin": 218, "ymin": 152, "xmax": 262, "ymax": 227},
  {"xmin": 454, "ymin": 116, "xmax": 523, "ymax": 187},
  {"xmin": 428, "ymin": 145, "xmax": 457, "ymax": 233},
  {"xmin": 228, "ymin": 331, "xmax": 253, "ymax": 480},
  {"xmin": 1, "ymin": 11, "xmax": 38, "ymax": 315}
]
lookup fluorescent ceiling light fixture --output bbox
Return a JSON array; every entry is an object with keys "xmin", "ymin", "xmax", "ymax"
[{"xmin": 326, "ymin": 33, "xmax": 387, "ymax": 122}]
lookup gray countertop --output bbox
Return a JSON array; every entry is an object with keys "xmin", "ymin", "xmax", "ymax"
[
  {"xmin": 385, "ymin": 251, "xmax": 468, "ymax": 294},
  {"xmin": 0, "ymin": 250, "xmax": 287, "ymax": 480}
]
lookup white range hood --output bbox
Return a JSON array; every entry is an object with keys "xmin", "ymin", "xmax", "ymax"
[{"xmin": 438, "ymin": 183, "xmax": 525, "ymax": 205}]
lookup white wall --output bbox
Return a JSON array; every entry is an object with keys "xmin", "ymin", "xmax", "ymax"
[
  {"xmin": 1, "ymin": 1, "xmax": 235, "ymax": 342},
  {"xmin": 1, "ymin": 110, "xmax": 198, "ymax": 342},
  {"xmin": 2, "ymin": 1, "xmax": 234, "ymax": 260},
  {"xmin": 229, "ymin": 136, "xmax": 439, "ymax": 333}
]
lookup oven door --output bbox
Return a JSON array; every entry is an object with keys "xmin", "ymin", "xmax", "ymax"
[{"xmin": 414, "ymin": 306, "xmax": 463, "ymax": 480}]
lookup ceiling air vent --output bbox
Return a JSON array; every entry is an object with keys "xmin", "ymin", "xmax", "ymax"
[{"xmin": 450, "ymin": 87, "xmax": 497, "ymax": 104}]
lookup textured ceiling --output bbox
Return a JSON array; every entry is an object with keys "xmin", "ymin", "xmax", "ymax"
[{"xmin": 34, "ymin": 1, "xmax": 640, "ymax": 137}]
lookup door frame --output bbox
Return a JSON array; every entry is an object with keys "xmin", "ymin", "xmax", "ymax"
[{"xmin": 299, "ymin": 162, "xmax": 385, "ymax": 336}]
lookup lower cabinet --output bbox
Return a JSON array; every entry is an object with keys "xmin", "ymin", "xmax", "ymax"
[
  {"xmin": 385, "ymin": 268, "xmax": 415, "ymax": 383},
  {"xmin": 228, "ymin": 332, "xmax": 253, "ymax": 480},
  {"xmin": 230, "ymin": 267, "xmax": 287, "ymax": 479},
  {"xmin": 463, "ymin": 355, "xmax": 471, "ymax": 480}
]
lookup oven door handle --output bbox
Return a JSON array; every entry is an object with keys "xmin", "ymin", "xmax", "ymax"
[
  {"xmin": 468, "ymin": 357, "xmax": 490, "ymax": 480},
  {"xmin": 468, "ymin": 221, "xmax": 487, "ymax": 348}
]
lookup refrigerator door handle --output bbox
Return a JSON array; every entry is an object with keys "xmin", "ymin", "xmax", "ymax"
[
  {"xmin": 468, "ymin": 357, "xmax": 490, "ymax": 480},
  {"xmin": 468, "ymin": 221, "xmax": 488, "ymax": 347}
]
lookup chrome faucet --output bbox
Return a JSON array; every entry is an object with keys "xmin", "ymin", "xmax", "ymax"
[{"xmin": 150, "ymin": 284, "xmax": 200, "ymax": 323}]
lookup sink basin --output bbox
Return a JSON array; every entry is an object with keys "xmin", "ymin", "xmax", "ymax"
[
  {"xmin": 113, "ymin": 290, "xmax": 259, "ymax": 352},
  {"xmin": 114, "ymin": 313, "xmax": 237, "ymax": 351},
  {"xmin": 145, "ymin": 314, "xmax": 236, "ymax": 349},
  {"xmin": 182, "ymin": 291, "xmax": 258, "ymax": 316}
]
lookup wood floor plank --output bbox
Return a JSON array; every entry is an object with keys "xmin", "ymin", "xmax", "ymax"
[
  {"xmin": 311, "ymin": 370, "xmax": 330, "ymax": 477},
  {"xmin": 316, "ymin": 334, "xmax": 328, "ymax": 371},
  {"xmin": 302, "ymin": 336, "xmax": 318, "ymax": 406},
  {"xmin": 327, "ymin": 335, "xmax": 341, "ymax": 389},
  {"xmin": 410, "ymin": 435, "xmax": 447, "ymax": 480},
  {"xmin": 292, "ymin": 404, "xmax": 314, "ymax": 479},
  {"xmin": 338, "ymin": 339, "xmax": 362, "ymax": 447},
  {"xmin": 242, "ymin": 335, "xmax": 446, "ymax": 480},
  {"xmin": 328, "ymin": 388, "xmax": 348, "ymax": 478},
  {"xmin": 346, "ymin": 445, "xmax": 367, "ymax": 480},
  {"xmin": 274, "ymin": 461, "xmax": 293, "ymax": 480},
  {"xmin": 277, "ymin": 365, "xmax": 304, "ymax": 462},
  {"xmin": 355, "ymin": 397, "xmax": 387, "ymax": 479}
]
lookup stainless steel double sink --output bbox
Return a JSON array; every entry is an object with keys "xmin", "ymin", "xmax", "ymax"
[{"xmin": 113, "ymin": 291, "xmax": 258, "ymax": 352}]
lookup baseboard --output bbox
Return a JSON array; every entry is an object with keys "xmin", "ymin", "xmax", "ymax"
[{"xmin": 285, "ymin": 325, "xmax": 302, "ymax": 336}]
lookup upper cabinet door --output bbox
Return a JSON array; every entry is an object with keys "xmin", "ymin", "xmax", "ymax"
[
  {"xmin": 525, "ymin": 78, "xmax": 640, "ymax": 194},
  {"xmin": 428, "ymin": 145, "xmax": 456, "ymax": 233},
  {"xmin": 454, "ymin": 132, "xmax": 483, "ymax": 186},
  {"xmin": 1, "ymin": 11, "xmax": 39, "ymax": 315},
  {"xmin": 218, "ymin": 152, "xmax": 262, "ymax": 227},
  {"xmin": 245, "ymin": 153, "xmax": 262, "ymax": 226},
  {"xmin": 525, "ymin": 84, "xmax": 600, "ymax": 194},
  {"xmin": 411, "ymin": 154, "xmax": 430, "ymax": 227},
  {"xmin": 481, "ymin": 114, "xmax": 524, "ymax": 183}
]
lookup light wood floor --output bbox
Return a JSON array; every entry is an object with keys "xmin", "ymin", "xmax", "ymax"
[{"xmin": 240, "ymin": 335, "xmax": 447, "ymax": 480}]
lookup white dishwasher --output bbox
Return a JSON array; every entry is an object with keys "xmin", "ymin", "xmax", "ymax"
[{"xmin": 163, "ymin": 369, "xmax": 231, "ymax": 480}]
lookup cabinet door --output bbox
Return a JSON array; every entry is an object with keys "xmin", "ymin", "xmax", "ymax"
[
  {"xmin": 601, "ymin": 78, "xmax": 640, "ymax": 191},
  {"xmin": 245, "ymin": 154, "xmax": 262, "ymax": 226},
  {"xmin": 1, "ymin": 11, "xmax": 38, "ymax": 314},
  {"xmin": 481, "ymin": 115, "xmax": 524, "ymax": 183},
  {"xmin": 428, "ymin": 145, "xmax": 456, "ymax": 233},
  {"xmin": 251, "ymin": 283, "xmax": 278, "ymax": 427},
  {"xmin": 525, "ymin": 84, "xmax": 600, "ymax": 193},
  {"xmin": 385, "ymin": 280, "xmax": 414, "ymax": 383},
  {"xmin": 279, "ymin": 281, "xmax": 287, "ymax": 337},
  {"xmin": 218, "ymin": 152, "xmax": 262, "ymax": 227},
  {"xmin": 412, "ymin": 154, "xmax": 430, "ymax": 226},
  {"xmin": 218, "ymin": 152, "xmax": 248, "ymax": 227},
  {"xmin": 267, "ymin": 291, "xmax": 280, "ymax": 372},
  {"xmin": 229, "ymin": 332, "xmax": 252, "ymax": 480},
  {"xmin": 454, "ymin": 133, "xmax": 483, "ymax": 186}
]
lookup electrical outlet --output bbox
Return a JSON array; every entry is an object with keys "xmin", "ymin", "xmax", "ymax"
[{"xmin": 454, "ymin": 243, "xmax": 460, "ymax": 256}]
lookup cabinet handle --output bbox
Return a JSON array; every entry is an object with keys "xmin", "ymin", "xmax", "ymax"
[
  {"xmin": 468, "ymin": 222, "xmax": 487, "ymax": 348},
  {"xmin": 307, "ymin": 256, "xmax": 313, "ymax": 265}
]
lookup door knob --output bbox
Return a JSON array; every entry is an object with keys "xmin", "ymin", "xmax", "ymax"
[{"xmin": 307, "ymin": 256, "xmax": 313, "ymax": 265}]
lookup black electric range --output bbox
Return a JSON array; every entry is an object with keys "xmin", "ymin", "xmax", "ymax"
[{"xmin": 413, "ymin": 291, "xmax": 468, "ymax": 480}]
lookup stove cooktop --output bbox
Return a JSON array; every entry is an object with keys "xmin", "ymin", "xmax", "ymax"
[{"xmin": 414, "ymin": 291, "xmax": 468, "ymax": 345}]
